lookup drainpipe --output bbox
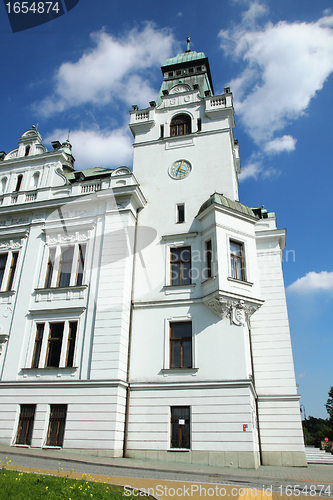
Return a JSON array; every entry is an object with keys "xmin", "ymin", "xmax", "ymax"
[
  {"xmin": 247, "ymin": 321, "xmax": 263, "ymax": 466},
  {"xmin": 123, "ymin": 208, "xmax": 141, "ymax": 458}
]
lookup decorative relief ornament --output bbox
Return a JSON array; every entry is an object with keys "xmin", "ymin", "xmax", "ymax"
[
  {"xmin": 231, "ymin": 300, "xmax": 246, "ymax": 326},
  {"xmin": 204, "ymin": 295, "xmax": 262, "ymax": 326},
  {"xmin": 169, "ymin": 84, "xmax": 191, "ymax": 94}
]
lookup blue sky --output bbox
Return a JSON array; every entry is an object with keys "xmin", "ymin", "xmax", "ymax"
[{"xmin": 1, "ymin": 0, "xmax": 332, "ymax": 420}]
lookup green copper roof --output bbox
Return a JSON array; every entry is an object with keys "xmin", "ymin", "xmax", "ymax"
[
  {"xmin": 66, "ymin": 167, "xmax": 114, "ymax": 184},
  {"xmin": 164, "ymin": 50, "xmax": 206, "ymax": 67},
  {"xmin": 197, "ymin": 193, "xmax": 258, "ymax": 218}
]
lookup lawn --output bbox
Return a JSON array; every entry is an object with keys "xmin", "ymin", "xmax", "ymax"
[{"xmin": 0, "ymin": 464, "xmax": 154, "ymax": 499}]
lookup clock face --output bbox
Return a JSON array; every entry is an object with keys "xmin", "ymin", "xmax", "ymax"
[{"xmin": 169, "ymin": 159, "xmax": 192, "ymax": 180}]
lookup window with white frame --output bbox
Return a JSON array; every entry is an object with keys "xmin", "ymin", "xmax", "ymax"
[
  {"xmin": 43, "ymin": 244, "xmax": 86, "ymax": 288},
  {"xmin": 230, "ymin": 240, "xmax": 246, "ymax": 281},
  {"xmin": 0, "ymin": 251, "xmax": 19, "ymax": 291},
  {"xmin": 31, "ymin": 320, "xmax": 78, "ymax": 369}
]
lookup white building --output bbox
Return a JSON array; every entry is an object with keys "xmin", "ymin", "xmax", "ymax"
[{"xmin": 0, "ymin": 44, "xmax": 306, "ymax": 468}]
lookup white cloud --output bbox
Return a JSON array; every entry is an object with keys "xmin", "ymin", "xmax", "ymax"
[
  {"xmin": 36, "ymin": 24, "xmax": 176, "ymax": 117},
  {"xmin": 298, "ymin": 372, "xmax": 306, "ymax": 378},
  {"xmin": 288, "ymin": 271, "xmax": 333, "ymax": 293},
  {"xmin": 45, "ymin": 127, "xmax": 133, "ymax": 169},
  {"xmin": 238, "ymin": 151, "xmax": 279, "ymax": 180},
  {"xmin": 219, "ymin": 4, "xmax": 333, "ymax": 150},
  {"xmin": 265, "ymin": 135, "xmax": 297, "ymax": 154}
]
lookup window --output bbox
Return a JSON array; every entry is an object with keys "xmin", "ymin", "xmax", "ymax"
[
  {"xmin": 57, "ymin": 247, "xmax": 74, "ymax": 287},
  {"xmin": 170, "ymin": 322, "xmax": 192, "ymax": 368},
  {"xmin": 16, "ymin": 404, "xmax": 36, "ymax": 445},
  {"xmin": 46, "ymin": 323, "xmax": 64, "ymax": 368},
  {"xmin": 170, "ymin": 114, "xmax": 191, "ymax": 136},
  {"xmin": 43, "ymin": 244, "xmax": 86, "ymax": 288},
  {"xmin": 46, "ymin": 405, "xmax": 67, "ymax": 447},
  {"xmin": 189, "ymin": 67, "xmax": 194, "ymax": 74},
  {"xmin": 0, "ymin": 177, "xmax": 7, "ymax": 193},
  {"xmin": 31, "ymin": 323, "xmax": 44, "ymax": 368},
  {"xmin": 197, "ymin": 118, "xmax": 202, "ymax": 132},
  {"xmin": 205, "ymin": 240, "xmax": 213, "ymax": 279},
  {"xmin": 66, "ymin": 321, "xmax": 77, "ymax": 368},
  {"xmin": 160, "ymin": 125, "xmax": 164, "ymax": 138},
  {"xmin": 168, "ymin": 71, "xmax": 173, "ymax": 77},
  {"xmin": 15, "ymin": 174, "xmax": 23, "ymax": 192},
  {"xmin": 230, "ymin": 240, "xmax": 245, "ymax": 281},
  {"xmin": 30, "ymin": 172, "xmax": 40, "ymax": 189},
  {"xmin": 171, "ymin": 406, "xmax": 190, "ymax": 449},
  {"xmin": 170, "ymin": 247, "xmax": 191, "ymax": 285},
  {"xmin": 0, "ymin": 251, "xmax": 19, "ymax": 291},
  {"xmin": 176, "ymin": 204, "xmax": 185, "ymax": 224},
  {"xmin": 25, "ymin": 146, "xmax": 30, "ymax": 156},
  {"xmin": 7, "ymin": 252, "xmax": 18, "ymax": 291},
  {"xmin": 30, "ymin": 321, "xmax": 78, "ymax": 369}
]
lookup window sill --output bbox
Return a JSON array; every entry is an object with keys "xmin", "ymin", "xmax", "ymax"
[
  {"xmin": 163, "ymin": 284, "xmax": 195, "ymax": 295},
  {"xmin": 168, "ymin": 448, "xmax": 190, "ymax": 452},
  {"xmin": 161, "ymin": 368, "xmax": 198, "ymax": 375},
  {"xmin": 42, "ymin": 446, "xmax": 62, "ymax": 450},
  {"xmin": 0, "ymin": 290, "xmax": 16, "ymax": 295},
  {"xmin": 227, "ymin": 277, "xmax": 253, "ymax": 287},
  {"xmin": 12, "ymin": 444, "xmax": 30, "ymax": 448},
  {"xmin": 35, "ymin": 285, "xmax": 88, "ymax": 292},
  {"xmin": 21, "ymin": 366, "xmax": 78, "ymax": 371}
]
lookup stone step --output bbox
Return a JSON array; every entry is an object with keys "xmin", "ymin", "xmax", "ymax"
[{"xmin": 305, "ymin": 448, "xmax": 333, "ymax": 464}]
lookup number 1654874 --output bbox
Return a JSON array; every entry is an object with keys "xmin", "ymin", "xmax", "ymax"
[{"xmin": 5, "ymin": 2, "xmax": 60, "ymax": 14}]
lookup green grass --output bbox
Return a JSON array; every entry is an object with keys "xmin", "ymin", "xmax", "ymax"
[{"xmin": 0, "ymin": 466, "xmax": 154, "ymax": 500}]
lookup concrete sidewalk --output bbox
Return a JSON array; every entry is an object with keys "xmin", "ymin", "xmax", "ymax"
[{"xmin": 1, "ymin": 444, "xmax": 332, "ymax": 500}]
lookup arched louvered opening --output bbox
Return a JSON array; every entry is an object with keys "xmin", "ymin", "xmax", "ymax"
[{"xmin": 170, "ymin": 114, "xmax": 191, "ymax": 136}]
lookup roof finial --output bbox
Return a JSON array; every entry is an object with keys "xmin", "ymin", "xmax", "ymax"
[{"xmin": 186, "ymin": 36, "xmax": 191, "ymax": 53}]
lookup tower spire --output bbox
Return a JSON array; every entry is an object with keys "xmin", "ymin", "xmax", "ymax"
[{"xmin": 186, "ymin": 36, "xmax": 191, "ymax": 53}]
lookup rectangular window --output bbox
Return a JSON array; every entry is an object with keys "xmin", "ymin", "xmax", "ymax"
[
  {"xmin": 197, "ymin": 118, "xmax": 202, "ymax": 132},
  {"xmin": 6, "ymin": 252, "xmax": 18, "ymax": 291},
  {"xmin": 57, "ymin": 247, "xmax": 74, "ymax": 288},
  {"xmin": 171, "ymin": 406, "xmax": 190, "ymax": 449},
  {"xmin": 205, "ymin": 240, "xmax": 212, "ymax": 278},
  {"xmin": 0, "ymin": 253, "xmax": 8, "ymax": 288},
  {"xmin": 170, "ymin": 247, "xmax": 191, "ymax": 286},
  {"xmin": 230, "ymin": 240, "xmax": 245, "ymax": 281},
  {"xmin": 44, "ymin": 244, "xmax": 86, "ymax": 288},
  {"xmin": 44, "ymin": 248, "xmax": 55, "ymax": 288},
  {"xmin": 176, "ymin": 204, "xmax": 185, "ymax": 224},
  {"xmin": 46, "ymin": 323, "xmax": 64, "ymax": 368},
  {"xmin": 16, "ymin": 404, "xmax": 36, "ymax": 445},
  {"xmin": 66, "ymin": 321, "xmax": 77, "ymax": 367},
  {"xmin": 160, "ymin": 125, "xmax": 164, "ymax": 138},
  {"xmin": 31, "ymin": 323, "xmax": 44, "ymax": 368},
  {"xmin": 170, "ymin": 322, "xmax": 192, "ymax": 368},
  {"xmin": 31, "ymin": 320, "xmax": 78, "ymax": 369},
  {"xmin": 75, "ymin": 245, "xmax": 86, "ymax": 286},
  {"xmin": 46, "ymin": 404, "xmax": 67, "ymax": 447}
]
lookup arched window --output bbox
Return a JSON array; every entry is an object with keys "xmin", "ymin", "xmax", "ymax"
[
  {"xmin": 170, "ymin": 114, "xmax": 191, "ymax": 137},
  {"xmin": 31, "ymin": 172, "xmax": 40, "ymax": 189},
  {"xmin": 0, "ymin": 177, "xmax": 7, "ymax": 194},
  {"xmin": 15, "ymin": 174, "xmax": 23, "ymax": 192}
]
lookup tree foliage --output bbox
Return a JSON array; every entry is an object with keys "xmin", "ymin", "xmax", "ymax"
[{"xmin": 325, "ymin": 386, "xmax": 333, "ymax": 421}]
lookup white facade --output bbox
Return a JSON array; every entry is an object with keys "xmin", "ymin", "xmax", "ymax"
[{"xmin": 0, "ymin": 48, "xmax": 306, "ymax": 468}]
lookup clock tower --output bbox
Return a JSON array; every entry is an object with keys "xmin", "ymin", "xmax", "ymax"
[{"xmin": 126, "ymin": 41, "xmax": 306, "ymax": 469}]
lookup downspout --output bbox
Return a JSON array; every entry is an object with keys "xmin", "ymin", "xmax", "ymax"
[
  {"xmin": 247, "ymin": 320, "xmax": 263, "ymax": 466},
  {"xmin": 123, "ymin": 207, "xmax": 141, "ymax": 458}
]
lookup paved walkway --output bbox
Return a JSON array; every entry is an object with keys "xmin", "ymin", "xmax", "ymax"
[{"xmin": 1, "ymin": 444, "xmax": 332, "ymax": 500}]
